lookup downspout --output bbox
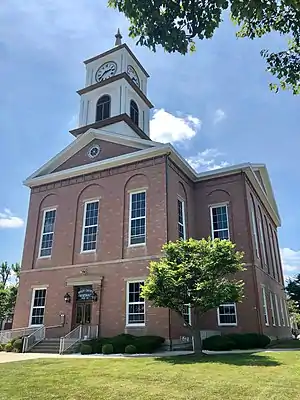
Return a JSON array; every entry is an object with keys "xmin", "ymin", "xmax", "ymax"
[
  {"xmin": 243, "ymin": 173, "xmax": 263, "ymax": 334},
  {"xmin": 165, "ymin": 154, "xmax": 172, "ymax": 351}
]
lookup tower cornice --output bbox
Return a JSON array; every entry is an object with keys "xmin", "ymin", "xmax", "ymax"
[{"xmin": 77, "ymin": 72, "xmax": 153, "ymax": 108}]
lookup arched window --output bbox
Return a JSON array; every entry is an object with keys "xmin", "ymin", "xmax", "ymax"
[
  {"xmin": 96, "ymin": 95, "xmax": 111, "ymax": 122},
  {"xmin": 130, "ymin": 100, "xmax": 139, "ymax": 126}
]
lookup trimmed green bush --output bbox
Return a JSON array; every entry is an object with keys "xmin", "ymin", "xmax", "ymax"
[
  {"xmin": 125, "ymin": 344, "xmax": 137, "ymax": 354},
  {"xmin": 0, "ymin": 344, "xmax": 4, "ymax": 352},
  {"xmin": 80, "ymin": 344, "xmax": 92, "ymax": 355},
  {"xmin": 202, "ymin": 335, "xmax": 235, "ymax": 351},
  {"xmin": 5, "ymin": 342, "xmax": 13, "ymax": 352},
  {"xmin": 102, "ymin": 344, "xmax": 114, "ymax": 354},
  {"xmin": 13, "ymin": 339, "xmax": 23, "ymax": 353}
]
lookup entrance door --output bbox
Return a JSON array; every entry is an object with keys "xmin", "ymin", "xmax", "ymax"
[{"xmin": 75, "ymin": 303, "xmax": 91, "ymax": 325}]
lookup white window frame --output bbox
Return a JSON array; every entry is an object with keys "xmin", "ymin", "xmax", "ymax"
[
  {"xmin": 29, "ymin": 288, "xmax": 47, "ymax": 327},
  {"xmin": 217, "ymin": 303, "xmax": 237, "ymax": 326},
  {"xmin": 274, "ymin": 294, "xmax": 281, "ymax": 327},
  {"xmin": 182, "ymin": 304, "xmax": 191, "ymax": 326},
  {"xmin": 279, "ymin": 297, "xmax": 286, "ymax": 326},
  {"xmin": 250, "ymin": 197, "xmax": 260, "ymax": 258},
  {"xmin": 81, "ymin": 200, "xmax": 99, "ymax": 253},
  {"xmin": 126, "ymin": 280, "xmax": 145, "ymax": 327},
  {"xmin": 261, "ymin": 286, "xmax": 269, "ymax": 326},
  {"xmin": 178, "ymin": 198, "xmax": 186, "ymax": 240},
  {"xmin": 284, "ymin": 300, "xmax": 290, "ymax": 327},
  {"xmin": 128, "ymin": 190, "xmax": 146, "ymax": 247},
  {"xmin": 268, "ymin": 224, "xmax": 277, "ymax": 280},
  {"xmin": 210, "ymin": 203, "xmax": 230, "ymax": 240},
  {"xmin": 270, "ymin": 292, "xmax": 276, "ymax": 326},
  {"xmin": 38, "ymin": 208, "xmax": 56, "ymax": 258}
]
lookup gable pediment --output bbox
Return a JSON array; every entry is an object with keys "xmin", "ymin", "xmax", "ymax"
[{"xmin": 27, "ymin": 128, "xmax": 159, "ymax": 181}]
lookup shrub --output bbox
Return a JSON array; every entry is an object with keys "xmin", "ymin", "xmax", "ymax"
[
  {"xmin": 80, "ymin": 344, "xmax": 92, "ymax": 355},
  {"xmin": 102, "ymin": 343, "xmax": 114, "ymax": 354},
  {"xmin": 5, "ymin": 342, "xmax": 13, "ymax": 352},
  {"xmin": 13, "ymin": 339, "xmax": 23, "ymax": 353},
  {"xmin": 202, "ymin": 335, "xmax": 235, "ymax": 351},
  {"xmin": 134, "ymin": 335, "xmax": 165, "ymax": 353},
  {"xmin": 125, "ymin": 344, "xmax": 137, "ymax": 354},
  {"xmin": 240, "ymin": 333, "xmax": 270, "ymax": 349},
  {"xmin": 0, "ymin": 344, "xmax": 4, "ymax": 352}
]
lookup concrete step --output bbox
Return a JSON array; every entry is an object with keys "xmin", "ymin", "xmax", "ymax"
[{"xmin": 29, "ymin": 339, "xmax": 61, "ymax": 354}]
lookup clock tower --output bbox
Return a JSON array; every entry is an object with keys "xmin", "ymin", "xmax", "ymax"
[{"xmin": 70, "ymin": 30, "xmax": 153, "ymax": 140}]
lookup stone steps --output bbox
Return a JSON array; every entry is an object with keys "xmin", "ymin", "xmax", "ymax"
[{"xmin": 29, "ymin": 339, "xmax": 60, "ymax": 354}]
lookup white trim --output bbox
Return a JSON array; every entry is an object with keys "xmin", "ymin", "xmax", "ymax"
[
  {"xmin": 279, "ymin": 297, "xmax": 286, "ymax": 326},
  {"xmin": 274, "ymin": 293, "xmax": 281, "ymax": 327},
  {"xmin": 128, "ymin": 190, "xmax": 146, "ymax": 247},
  {"xmin": 270, "ymin": 292, "xmax": 276, "ymax": 326},
  {"xmin": 126, "ymin": 280, "xmax": 145, "ymax": 327},
  {"xmin": 29, "ymin": 288, "xmax": 47, "ymax": 327},
  {"xmin": 283, "ymin": 299, "xmax": 290, "ymax": 327},
  {"xmin": 182, "ymin": 304, "xmax": 191, "ymax": 326},
  {"xmin": 210, "ymin": 203, "xmax": 230, "ymax": 240},
  {"xmin": 261, "ymin": 285, "xmax": 269, "ymax": 326},
  {"xmin": 38, "ymin": 208, "xmax": 57, "ymax": 259},
  {"xmin": 80, "ymin": 200, "xmax": 99, "ymax": 253},
  {"xmin": 217, "ymin": 303, "xmax": 237, "ymax": 326},
  {"xmin": 257, "ymin": 210, "xmax": 267, "ymax": 267},
  {"xmin": 177, "ymin": 198, "xmax": 186, "ymax": 240}
]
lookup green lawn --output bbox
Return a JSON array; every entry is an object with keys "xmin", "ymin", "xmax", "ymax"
[
  {"xmin": 268, "ymin": 339, "xmax": 300, "ymax": 348},
  {"xmin": 0, "ymin": 352, "xmax": 300, "ymax": 400}
]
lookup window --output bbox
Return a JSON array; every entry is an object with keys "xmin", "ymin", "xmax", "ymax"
[
  {"xmin": 261, "ymin": 286, "xmax": 269, "ymax": 326},
  {"xmin": 264, "ymin": 216, "xmax": 271, "ymax": 275},
  {"xmin": 30, "ymin": 289, "xmax": 47, "ymax": 326},
  {"xmin": 258, "ymin": 208, "xmax": 267, "ymax": 266},
  {"xmin": 274, "ymin": 294, "xmax": 281, "ymax": 326},
  {"xmin": 39, "ymin": 209, "xmax": 56, "ymax": 258},
  {"xmin": 96, "ymin": 95, "xmax": 110, "ymax": 121},
  {"xmin": 182, "ymin": 305, "xmax": 191, "ymax": 325},
  {"xmin": 217, "ymin": 303, "xmax": 237, "ymax": 326},
  {"xmin": 273, "ymin": 231, "xmax": 284, "ymax": 284},
  {"xmin": 279, "ymin": 297, "xmax": 285, "ymax": 326},
  {"xmin": 129, "ymin": 191, "xmax": 146, "ymax": 246},
  {"xmin": 81, "ymin": 201, "xmax": 99, "ymax": 252},
  {"xmin": 268, "ymin": 223, "xmax": 277, "ymax": 280},
  {"xmin": 284, "ymin": 300, "xmax": 290, "ymax": 327},
  {"xmin": 270, "ymin": 292, "xmax": 276, "ymax": 326},
  {"xmin": 178, "ymin": 199, "xmax": 186, "ymax": 239},
  {"xmin": 126, "ymin": 281, "xmax": 145, "ymax": 325},
  {"xmin": 130, "ymin": 100, "xmax": 139, "ymax": 125},
  {"xmin": 210, "ymin": 204, "xmax": 230, "ymax": 240},
  {"xmin": 250, "ymin": 196, "xmax": 260, "ymax": 258}
]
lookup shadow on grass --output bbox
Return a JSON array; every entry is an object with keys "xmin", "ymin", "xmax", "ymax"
[{"xmin": 155, "ymin": 353, "xmax": 282, "ymax": 367}]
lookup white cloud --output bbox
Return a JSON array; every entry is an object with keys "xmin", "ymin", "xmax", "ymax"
[
  {"xmin": 280, "ymin": 248, "xmax": 300, "ymax": 278},
  {"xmin": 186, "ymin": 149, "xmax": 230, "ymax": 172},
  {"xmin": 0, "ymin": 209, "xmax": 24, "ymax": 229},
  {"xmin": 150, "ymin": 108, "xmax": 202, "ymax": 143},
  {"xmin": 213, "ymin": 108, "xmax": 226, "ymax": 124}
]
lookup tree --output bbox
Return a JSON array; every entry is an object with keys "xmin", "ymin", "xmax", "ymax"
[
  {"xmin": 287, "ymin": 298, "xmax": 300, "ymax": 329},
  {"xmin": 108, "ymin": 0, "xmax": 300, "ymax": 94},
  {"xmin": 0, "ymin": 262, "xmax": 20, "ymax": 328},
  {"xmin": 286, "ymin": 273, "xmax": 300, "ymax": 307},
  {"xmin": 142, "ymin": 238, "xmax": 245, "ymax": 354}
]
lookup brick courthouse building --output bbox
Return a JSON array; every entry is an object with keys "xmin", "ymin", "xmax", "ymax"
[{"xmin": 13, "ymin": 32, "xmax": 290, "ymax": 346}]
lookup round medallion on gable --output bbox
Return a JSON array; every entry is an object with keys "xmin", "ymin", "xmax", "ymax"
[{"xmin": 87, "ymin": 145, "xmax": 101, "ymax": 159}]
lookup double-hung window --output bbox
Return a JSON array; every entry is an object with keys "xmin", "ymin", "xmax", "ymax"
[
  {"xmin": 178, "ymin": 199, "xmax": 186, "ymax": 239},
  {"xmin": 210, "ymin": 204, "xmax": 230, "ymax": 240},
  {"xmin": 257, "ymin": 208, "xmax": 267, "ymax": 267},
  {"xmin": 39, "ymin": 209, "xmax": 56, "ymax": 258},
  {"xmin": 30, "ymin": 288, "xmax": 47, "ymax": 326},
  {"xmin": 274, "ymin": 294, "xmax": 281, "ymax": 326},
  {"xmin": 270, "ymin": 292, "xmax": 276, "ymax": 326},
  {"xmin": 217, "ymin": 303, "xmax": 237, "ymax": 326},
  {"xmin": 250, "ymin": 196, "xmax": 260, "ymax": 258},
  {"xmin": 81, "ymin": 201, "xmax": 99, "ymax": 252},
  {"xmin": 129, "ymin": 191, "xmax": 146, "ymax": 245},
  {"xmin": 126, "ymin": 281, "xmax": 145, "ymax": 326},
  {"xmin": 261, "ymin": 286, "xmax": 269, "ymax": 326},
  {"xmin": 279, "ymin": 297, "xmax": 285, "ymax": 326},
  {"xmin": 182, "ymin": 304, "xmax": 191, "ymax": 325}
]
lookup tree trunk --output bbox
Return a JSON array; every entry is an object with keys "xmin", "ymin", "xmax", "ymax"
[{"xmin": 192, "ymin": 329, "xmax": 203, "ymax": 355}]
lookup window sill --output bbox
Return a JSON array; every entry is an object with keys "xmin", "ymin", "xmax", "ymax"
[
  {"xmin": 126, "ymin": 324, "xmax": 146, "ymax": 328},
  {"xmin": 38, "ymin": 255, "xmax": 51, "ymax": 260},
  {"xmin": 80, "ymin": 250, "xmax": 96, "ymax": 254},
  {"xmin": 218, "ymin": 323, "xmax": 237, "ymax": 327},
  {"xmin": 128, "ymin": 243, "xmax": 146, "ymax": 248}
]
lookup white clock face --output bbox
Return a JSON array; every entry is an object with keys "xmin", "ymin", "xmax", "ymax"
[
  {"xmin": 95, "ymin": 61, "xmax": 117, "ymax": 82},
  {"xmin": 127, "ymin": 65, "xmax": 140, "ymax": 87}
]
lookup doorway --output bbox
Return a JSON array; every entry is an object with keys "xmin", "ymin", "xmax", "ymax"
[{"xmin": 73, "ymin": 285, "xmax": 94, "ymax": 328}]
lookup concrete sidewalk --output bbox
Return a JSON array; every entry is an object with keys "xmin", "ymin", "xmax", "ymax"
[{"xmin": 0, "ymin": 348, "xmax": 299, "ymax": 364}]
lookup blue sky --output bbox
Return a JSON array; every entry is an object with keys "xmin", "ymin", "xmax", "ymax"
[{"xmin": 0, "ymin": 1, "xmax": 299, "ymax": 277}]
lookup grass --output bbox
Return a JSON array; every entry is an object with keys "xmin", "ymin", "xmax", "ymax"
[{"xmin": 0, "ymin": 352, "xmax": 300, "ymax": 400}]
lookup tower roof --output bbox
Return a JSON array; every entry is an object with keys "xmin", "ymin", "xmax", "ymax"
[{"xmin": 115, "ymin": 28, "xmax": 122, "ymax": 46}]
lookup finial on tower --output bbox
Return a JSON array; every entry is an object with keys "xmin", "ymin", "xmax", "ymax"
[{"xmin": 115, "ymin": 29, "xmax": 122, "ymax": 46}]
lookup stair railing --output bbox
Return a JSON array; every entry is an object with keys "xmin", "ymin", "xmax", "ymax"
[
  {"xmin": 59, "ymin": 325, "xmax": 82, "ymax": 355},
  {"xmin": 22, "ymin": 326, "xmax": 45, "ymax": 353},
  {"xmin": 0, "ymin": 327, "xmax": 37, "ymax": 344}
]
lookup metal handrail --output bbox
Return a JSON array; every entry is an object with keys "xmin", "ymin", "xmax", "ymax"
[
  {"xmin": 59, "ymin": 325, "xmax": 82, "ymax": 355},
  {"xmin": 0, "ymin": 327, "xmax": 37, "ymax": 344},
  {"xmin": 22, "ymin": 326, "xmax": 45, "ymax": 353}
]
